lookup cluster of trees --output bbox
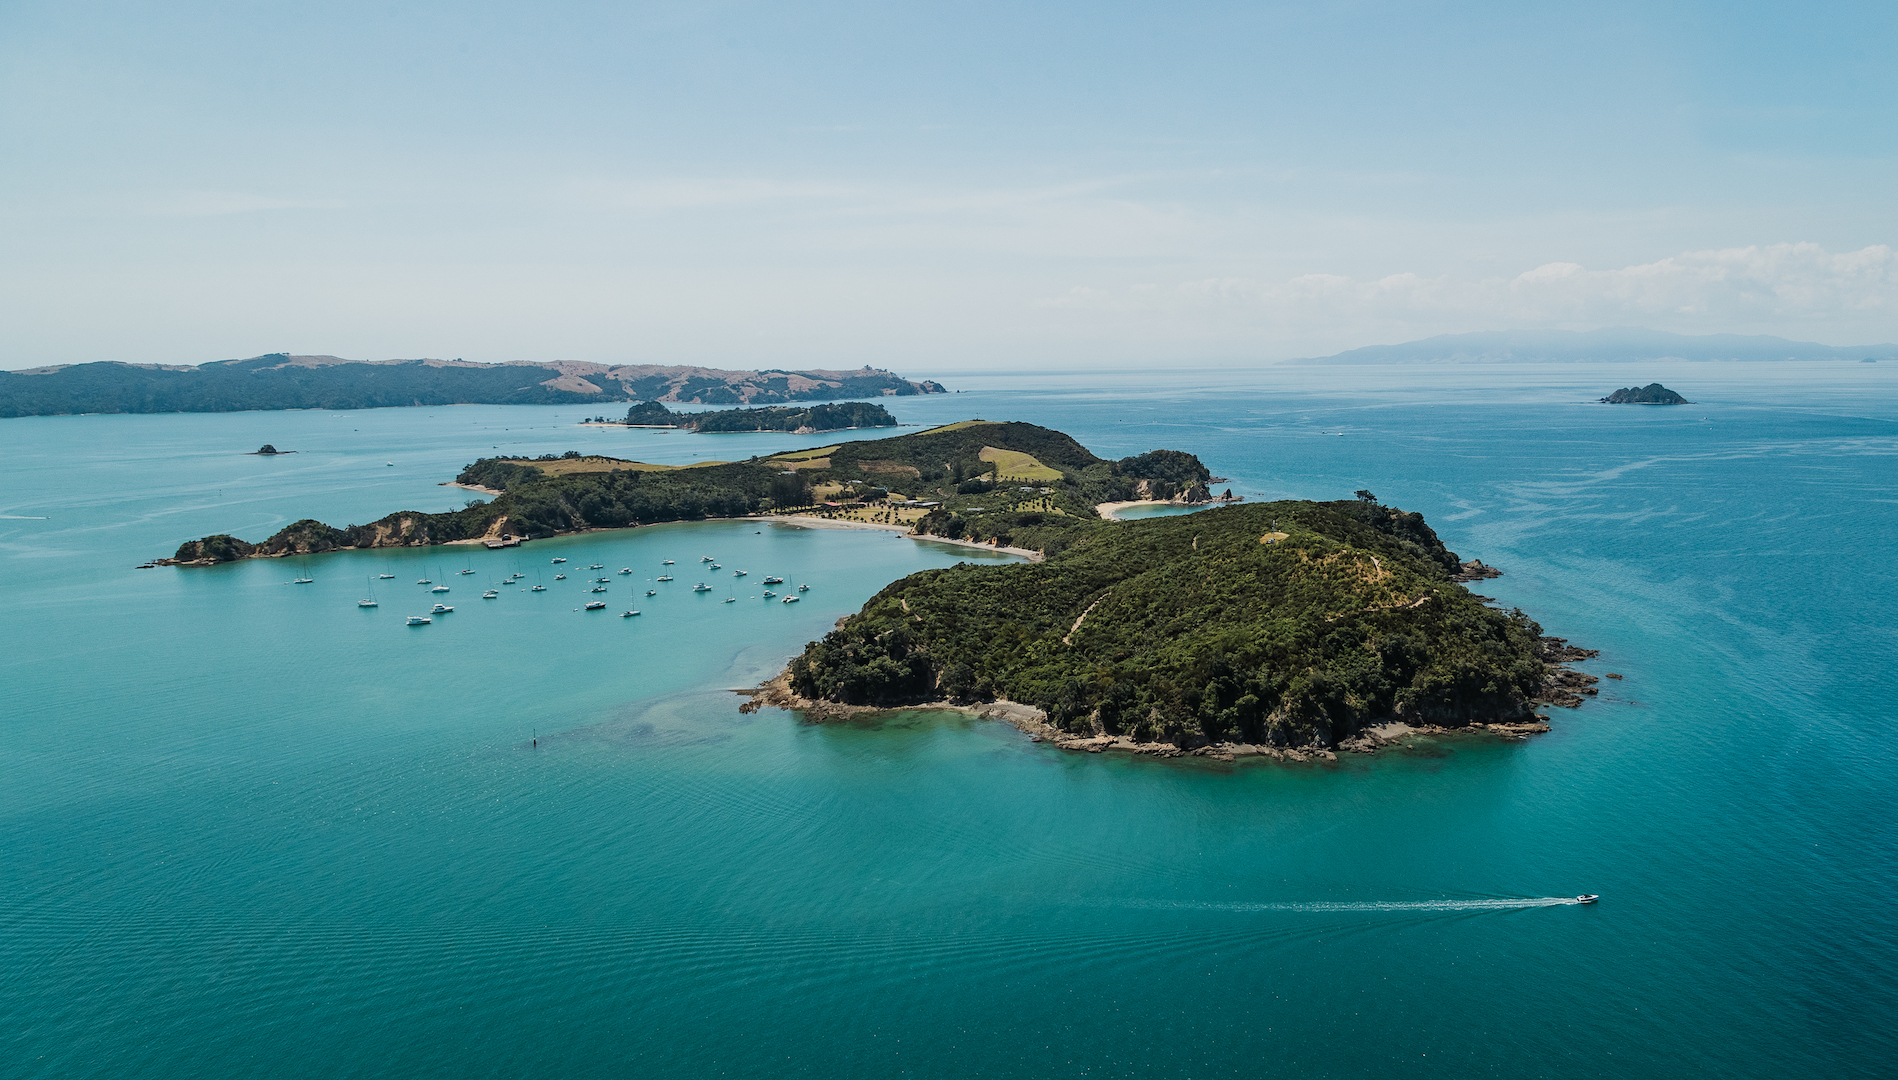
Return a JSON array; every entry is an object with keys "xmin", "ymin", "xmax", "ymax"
[{"xmin": 789, "ymin": 500, "xmax": 1548, "ymax": 748}]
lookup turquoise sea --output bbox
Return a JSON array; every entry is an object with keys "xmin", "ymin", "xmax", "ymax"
[{"xmin": 3, "ymin": 363, "xmax": 1893, "ymax": 1077}]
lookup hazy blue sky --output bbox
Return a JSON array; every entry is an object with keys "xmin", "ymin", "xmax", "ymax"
[{"xmin": 3, "ymin": 0, "xmax": 1894, "ymax": 369}]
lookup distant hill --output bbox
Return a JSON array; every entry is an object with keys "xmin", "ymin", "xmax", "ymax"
[
  {"xmin": 0, "ymin": 354, "xmax": 948, "ymax": 418},
  {"xmin": 1293, "ymin": 328, "xmax": 1898, "ymax": 365},
  {"xmin": 602, "ymin": 400, "xmax": 900, "ymax": 434}
]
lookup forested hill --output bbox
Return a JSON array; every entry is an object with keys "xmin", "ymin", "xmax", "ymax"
[
  {"xmin": 787, "ymin": 500, "xmax": 1557, "ymax": 750},
  {"xmin": 1, "ymin": 354, "xmax": 947, "ymax": 417}
]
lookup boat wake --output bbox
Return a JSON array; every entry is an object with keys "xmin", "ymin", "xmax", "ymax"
[{"xmin": 1113, "ymin": 896, "xmax": 1589, "ymax": 914}]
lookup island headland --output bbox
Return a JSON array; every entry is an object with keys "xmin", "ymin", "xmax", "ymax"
[
  {"xmin": 160, "ymin": 420, "xmax": 1595, "ymax": 761},
  {"xmin": 1600, "ymin": 383, "xmax": 1690, "ymax": 404}
]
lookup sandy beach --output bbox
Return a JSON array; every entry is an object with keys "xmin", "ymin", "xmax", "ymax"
[{"xmin": 747, "ymin": 515, "xmax": 1044, "ymax": 562}]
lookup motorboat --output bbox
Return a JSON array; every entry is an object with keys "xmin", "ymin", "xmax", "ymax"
[
  {"xmin": 584, "ymin": 600, "xmax": 606, "ymax": 610},
  {"xmin": 590, "ymin": 585, "xmax": 607, "ymax": 593},
  {"xmin": 554, "ymin": 573, "xmax": 566, "ymax": 580},
  {"xmin": 482, "ymin": 590, "xmax": 498, "ymax": 599},
  {"xmin": 406, "ymin": 615, "xmax": 430, "ymax": 625},
  {"xmin": 552, "ymin": 558, "xmax": 566, "ymax": 564},
  {"xmin": 588, "ymin": 563, "xmax": 604, "ymax": 570},
  {"xmin": 379, "ymin": 573, "xmax": 395, "ymax": 580},
  {"xmin": 762, "ymin": 576, "xmax": 784, "ymax": 585},
  {"xmin": 645, "ymin": 589, "xmax": 656, "ymax": 597},
  {"xmin": 431, "ymin": 603, "xmax": 453, "ymax": 614},
  {"xmin": 762, "ymin": 590, "xmax": 775, "ymax": 599},
  {"xmin": 619, "ymin": 568, "xmax": 633, "ymax": 575},
  {"xmin": 797, "ymin": 584, "xmax": 809, "ymax": 592},
  {"xmin": 732, "ymin": 570, "xmax": 747, "ymax": 577},
  {"xmin": 594, "ymin": 576, "xmax": 611, "ymax": 583},
  {"xmin": 700, "ymin": 556, "xmax": 714, "ymax": 562},
  {"xmin": 709, "ymin": 563, "xmax": 720, "ymax": 570},
  {"xmin": 692, "ymin": 582, "xmax": 713, "ymax": 592},
  {"xmin": 1575, "ymin": 895, "xmax": 1600, "ymax": 904},
  {"xmin": 531, "ymin": 584, "xmax": 546, "ymax": 592},
  {"xmin": 663, "ymin": 560, "xmax": 675, "ymax": 565}
]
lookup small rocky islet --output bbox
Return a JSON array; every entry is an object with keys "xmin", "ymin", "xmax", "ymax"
[{"xmin": 1600, "ymin": 382, "xmax": 1689, "ymax": 404}]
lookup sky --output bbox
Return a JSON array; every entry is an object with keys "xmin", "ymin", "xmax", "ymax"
[{"xmin": 2, "ymin": 0, "xmax": 1895, "ymax": 371}]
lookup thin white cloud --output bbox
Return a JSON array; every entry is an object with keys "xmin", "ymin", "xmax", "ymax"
[{"xmin": 1043, "ymin": 243, "xmax": 1898, "ymax": 338}]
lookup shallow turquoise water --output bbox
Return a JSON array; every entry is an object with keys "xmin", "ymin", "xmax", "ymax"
[{"xmin": 3, "ymin": 365, "xmax": 1893, "ymax": 1077}]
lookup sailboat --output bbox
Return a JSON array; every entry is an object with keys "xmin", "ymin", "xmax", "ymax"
[
  {"xmin": 359, "ymin": 577, "xmax": 378, "ymax": 608},
  {"xmin": 482, "ymin": 585, "xmax": 499, "ymax": 599},
  {"xmin": 620, "ymin": 608, "xmax": 640, "ymax": 617},
  {"xmin": 292, "ymin": 560, "xmax": 313, "ymax": 584}
]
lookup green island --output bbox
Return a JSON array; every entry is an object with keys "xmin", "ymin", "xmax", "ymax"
[
  {"xmin": 162, "ymin": 419, "xmax": 1593, "ymax": 757},
  {"xmin": 1600, "ymin": 383, "xmax": 1689, "ymax": 404},
  {"xmin": 597, "ymin": 400, "xmax": 899, "ymax": 432}
]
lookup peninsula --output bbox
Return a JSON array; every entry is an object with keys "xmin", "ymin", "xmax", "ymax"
[
  {"xmin": 159, "ymin": 420, "xmax": 1591, "ymax": 758},
  {"xmin": 0, "ymin": 354, "xmax": 946, "ymax": 418}
]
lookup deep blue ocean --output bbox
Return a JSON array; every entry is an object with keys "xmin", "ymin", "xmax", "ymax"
[{"xmin": 3, "ymin": 362, "xmax": 1893, "ymax": 1078}]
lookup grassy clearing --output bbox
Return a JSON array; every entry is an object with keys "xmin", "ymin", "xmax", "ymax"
[
  {"xmin": 912, "ymin": 420, "xmax": 1000, "ymax": 437},
  {"xmin": 768, "ymin": 445, "xmax": 841, "ymax": 463},
  {"xmin": 980, "ymin": 446, "xmax": 1064, "ymax": 481}
]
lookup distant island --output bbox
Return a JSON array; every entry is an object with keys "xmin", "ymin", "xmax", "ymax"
[
  {"xmin": 160, "ymin": 420, "xmax": 1593, "ymax": 758},
  {"xmin": 251, "ymin": 444, "xmax": 293, "ymax": 455},
  {"xmin": 0, "ymin": 354, "xmax": 947, "ymax": 418},
  {"xmin": 1600, "ymin": 383, "xmax": 1689, "ymax": 404},
  {"xmin": 596, "ymin": 400, "xmax": 899, "ymax": 433},
  {"xmin": 1293, "ymin": 327, "xmax": 1897, "ymax": 365}
]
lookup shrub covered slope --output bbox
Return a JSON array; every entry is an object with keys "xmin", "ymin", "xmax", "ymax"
[{"xmin": 789, "ymin": 500, "xmax": 1548, "ymax": 748}]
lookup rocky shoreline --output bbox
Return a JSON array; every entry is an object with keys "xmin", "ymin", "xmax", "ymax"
[{"xmin": 741, "ymin": 661, "xmax": 1576, "ymax": 764}]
